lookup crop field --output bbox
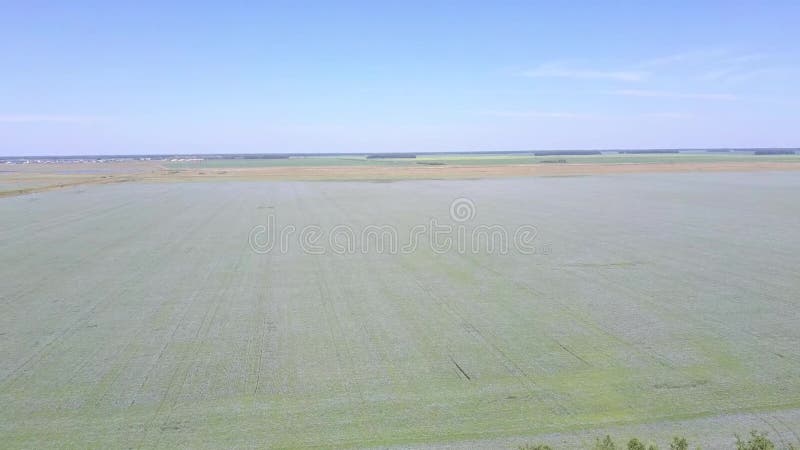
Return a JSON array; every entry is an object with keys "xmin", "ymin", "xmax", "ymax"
[{"xmin": 2, "ymin": 172, "xmax": 800, "ymax": 448}]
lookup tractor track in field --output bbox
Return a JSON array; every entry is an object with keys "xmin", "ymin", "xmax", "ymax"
[
  {"xmin": 127, "ymin": 289, "xmax": 201, "ymax": 408},
  {"xmin": 557, "ymin": 242, "xmax": 800, "ymax": 368},
  {"xmin": 459, "ymin": 252, "xmax": 678, "ymax": 370},
  {"xmin": 551, "ymin": 198, "xmax": 800, "ymax": 341},
  {"xmin": 126, "ymin": 211, "xmax": 233, "ymax": 409},
  {"xmin": 42, "ymin": 197, "xmax": 208, "ymax": 398},
  {"xmin": 92, "ymin": 199, "xmax": 233, "ymax": 411},
  {"xmin": 141, "ymin": 271, "xmax": 229, "ymax": 445},
  {"xmin": 756, "ymin": 414, "xmax": 793, "ymax": 449},
  {"xmin": 0, "ymin": 194, "xmax": 199, "ymax": 389},
  {"xmin": 392, "ymin": 252, "xmax": 571, "ymax": 414},
  {"xmin": 0, "ymin": 188, "xmax": 169, "ymax": 303},
  {"xmin": 319, "ymin": 187, "xmax": 571, "ymax": 413},
  {"xmin": 297, "ymin": 185, "xmax": 368, "ymax": 407},
  {"xmin": 0, "ymin": 182, "xmax": 170, "ymax": 242},
  {"xmin": 560, "ymin": 221, "xmax": 800, "ymax": 364},
  {"xmin": 317, "ymin": 187, "xmax": 535, "ymax": 386},
  {"xmin": 449, "ymin": 355, "xmax": 471, "ymax": 380},
  {"xmin": 771, "ymin": 414, "xmax": 800, "ymax": 446},
  {"xmin": 136, "ymin": 193, "xmax": 247, "ymax": 448},
  {"xmin": 2, "ymin": 192, "xmax": 205, "ymax": 406},
  {"xmin": 123, "ymin": 196, "xmax": 233, "ymax": 407},
  {"xmin": 226, "ymin": 189, "xmax": 279, "ymax": 399},
  {"xmin": 410, "ymin": 245, "xmax": 655, "ymax": 374},
  {"xmin": 555, "ymin": 341, "xmax": 591, "ymax": 367},
  {"xmin": 250, "ymin": 285, "xmax": 273, "ymax": 397},
  {"xmin": 311, "ymin": 188, "xmax": 411, "ymax": 392},
  {"xmin": 248, "ymin": 224, "xmax": 271, "ymax": 398}
]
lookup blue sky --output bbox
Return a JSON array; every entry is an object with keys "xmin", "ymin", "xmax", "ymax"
[{"xmin": 1, "ymin": 1, "xmax": 798, "ymax": 155}]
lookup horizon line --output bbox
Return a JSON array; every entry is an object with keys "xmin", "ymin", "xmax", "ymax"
[{"xmin": 2, "ymin": 147, "xmax": 800, "ymax": 160}]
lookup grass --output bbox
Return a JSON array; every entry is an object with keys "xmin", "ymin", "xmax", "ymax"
[{"xmin": 1, "ymin": 172, "xmax": 800, "ymax": 448}]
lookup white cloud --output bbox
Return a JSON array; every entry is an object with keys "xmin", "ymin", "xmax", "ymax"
[
  {"xmin": 609, "ymin": 89, "xmax": 737, "ymax": 101},
  {"xmin": 521, "ymin": 63, "xmax": 647, "ymax": 82},
  {"xmin": 0, "ymin": 115, "xmax": 103, "ymax": 123}
]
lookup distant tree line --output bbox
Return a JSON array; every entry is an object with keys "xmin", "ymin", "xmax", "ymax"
[
  {"xmin": 366, "ymin": 153, "xmax": 417, "ymax": 159},
  {"xmin": 534, "ymin": 151, "xmax": 602, "ymax": 156},
  {"xmin": 239, "ymin": 154, "xmax": 290, "ymax": 159},
  {"xmin": 618, "ymin": 150, "xmax": 680, "ymax": 154},
  {"xmin": 754, "ymin": 150, "xmax": 796, "ymax": 155}
]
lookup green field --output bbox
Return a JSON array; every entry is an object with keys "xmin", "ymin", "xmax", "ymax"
[{"xmin": 1, "ymin": 173, "xmax": 800, "ymax": 448}]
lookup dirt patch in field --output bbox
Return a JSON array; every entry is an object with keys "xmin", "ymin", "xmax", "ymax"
[
  {"xmin": 147, "ymin": 161, "xmax": 800, "ymax": 182},
  {"xmin": 3, "ymin": 160, "xmax": 800, "ymax": 198},
  {"xmin": 0, "ymin": 162, "xmax": 161, "ymax": 198}
]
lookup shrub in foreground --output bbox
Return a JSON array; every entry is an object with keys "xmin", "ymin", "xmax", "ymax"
[
  {"xmin": 518, "ymin": 429, "xmax": 797, "ymax": 450},
  {"xmin": 669, "ymin": 436, "xmax": 688, "ymax": 450},
  {"xmin": 627, "ymin": 437, "xmax": 657, "ymax": 450},
  {"xmin": 595, "ymin": 435, "xmax": 617, "ymax": 450},
  {"xmin": 735, "ymin": 431, "xmax": 778, "ymax": 450},
  {"xmin": 519, "ymin": 445, "xmax": 553, "ymax": 450}
]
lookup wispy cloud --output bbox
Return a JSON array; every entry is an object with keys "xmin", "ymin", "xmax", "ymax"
[
  {"xmin": 722, "ymin": 53, "xmax": 769, "ymax": 65},
  {"xmin": 705, "ymin": 67, "xmax": 798, "ymax": 84},
  {"xmin": 479, "ymin": 110, "xmax": 596, "ymax": 119},
  {"xmin": 635, "ymin": 49, "xmax": 785, "ymax": 85},
  {"xmin": 638, "ymin": 51, "xmax": 703, "ymax": 68},
  {"xmin": 637, "ymin": 49, "xmax": 731, "ymax": 68},
  {"xmin": 477, "ymin": 110, "xmax": 691, "ymax": 120},
  {"xmin": 519, "ymin": 50, "xmax": 780, "ymax": 85},
  {"xmin": 609, "ymin": 89, "xmax": 737, "ymax": 101},
  {"xmin": 698, "ymin": 68, "xmax": 741, "ymax": 82},
  {"xmin": 651, "ymin": 50, "xmax": 792, "ymax": 84},
  {"xmin": 0, "ymin": 114, "xmax": 103, "ymax": 123},
  {"xmin": 640, "ymin": 112, "xmax": 694, "ymax": 119},
  {"xmin": 521, "ymin": 63, "xmax": 647, "ymax": 82}
]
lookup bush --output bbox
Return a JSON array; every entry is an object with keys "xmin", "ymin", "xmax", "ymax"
[
  {"xmin": 595, "ymin": 435, "xmax": 617, "ymax": 450},
  {"xmin": 628, "ymin": 438, "xmax": 658, "ymax": 450},
  {"xmin": 517, "ymin": 430, "xmax": 797, "ymax": 449},
  {"xmin": 627, "ymin": 438, "xmax": 646, "ymax": 450},
  {"xmin": 518, "ymin": 445, "xmax": 552, "ymax": 450},
  {"xmin": 735, "ymin": 431, "xmax": 775, "ymax": 450},
  {"xmin": 669, "ymin": 437, "xmax": 688, "ymax": 450}
]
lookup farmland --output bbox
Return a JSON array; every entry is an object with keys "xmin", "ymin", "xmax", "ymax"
[
  {"xmin": 164, "ymin": 152, "xmax": 800, "ymax": 169},
  {"xmin": 1, "ymin": 170, "xmax": 800, "ymax": 448},
  {"xmin": 3, "ymin": 152, "xmax": 800, "ymax": 198}
]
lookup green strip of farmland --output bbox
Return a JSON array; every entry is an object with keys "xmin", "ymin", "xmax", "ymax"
[{"xmin": 163, "ymin": 152, "xmax": 800, "ymax": 169}]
